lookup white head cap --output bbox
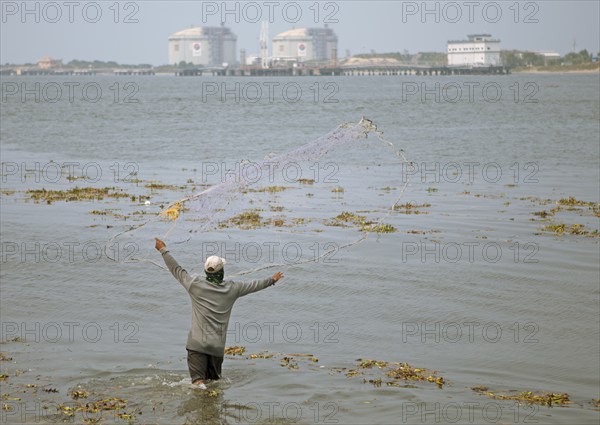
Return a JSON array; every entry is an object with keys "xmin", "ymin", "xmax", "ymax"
[{"xmin": 204, "ymin": 256, "xmax": 226, "ymax": 273}]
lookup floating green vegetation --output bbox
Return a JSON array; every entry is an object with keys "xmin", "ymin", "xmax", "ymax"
[
  {"xmin": 331, "ymin": 186, "xmax": 345, "ymax": 193},
  {"xmin": 472, "ymin": 387, "xmax": 571, "ymax": 407},
  {"xmin": 70, "ymin": 389, "xmax": 89, "ymax": 399},
  {"xmin": 326, "ymin": 212, "xmax": 397, "ymax": 233},
  {"xmin": 328, "ymin": 211, "xmax": 368, "ymax": 227},
  {"xmin": 248, "ymin": 353, "xmax": 274, "ymax": 359},
  {"xmin": 221, "ymin": 211, "xmax": 265, "ymax": 229},
  {"xmin": 224, "ymin": 346, "xmax": 246, "ymax": 356},
  {"xmin": 0, "ymin": 190, "xmax": 15, "ymax": 196},
  {"xmin": 362, "ymin": 223, "xmax": 397, "ymax": 233},
  {"xmin": 280, "ymin": 356, "xmax": 299, "ymax": 370},
  {"xmin": 145, "ymin": 182, "xmax": 183, "ymax": 190},
  {"xmin": 0, "ymin": 353, "xmax": 12, "ymax": 361},
  {"xmin": 249, "ymin": 186, "xmax": 288, "ymax": 193},
  {"xmin": 385, "ymin": 362, "xmax": 445, "ymax": 389},
  {"xmin": 393, "ymin": 202, "xmax": 431, "ymax": 214},
  {"xmin": 365, "ymin": 378, "xmax": 382, "ymax": 387},
  {"xmin": 557, "ymin": 196, "xmax": 595, "ymax": 207},
  {"xmin": 427, "ymin": 187, "xmax": 438, "ymax": 193},
  {"xmin": 269, "ymin": 205, "xmax": 285, "ymax": 212},
  {"xmin": 297, "ymin": 179, "xmax": 314, "ymax": 185},
  {"xmin": 27, "ymin": 187, "xmax": 130, "ymax": 204},
  {"xmin": 132, "ymin": 195, "xmax": 151, "ymax": 203},
  {"xmin": 58, "ymin": 396, "xmax": 131, "ymax": 418},
  {"xmin": 532, "ymin": 210, "xmax": 550, "ymax": 219},
  {"xmin": 342, "ymin": 359, "xmax": 445, "ymax": 389},
  {"xmin": 359, "ymin": 359, "xmax": 389, "ymax": 369},
  {"xmin": 542, "ymin": 223, "xmax": 599, "ymax": 237},
  {"xmin": 380, "ymin": 186, "xmax": 396, "ymax": 191}
]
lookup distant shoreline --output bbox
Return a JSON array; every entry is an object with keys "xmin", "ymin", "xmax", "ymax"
[{"xmin": 511, "ymin": 64, "xmax": 600, "ymax": 74}]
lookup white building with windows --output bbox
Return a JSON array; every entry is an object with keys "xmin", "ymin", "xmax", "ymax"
[
  {"xmin": 272, "ymin": 27, "xmax": 337, "ymax": 63},
  {"xmin": 168, "ymin": 26, "xmax": 237, "ymax": 67},
  {"xmin": 447, "ymin": 34, "xmax": 502, "ymax": 67}
]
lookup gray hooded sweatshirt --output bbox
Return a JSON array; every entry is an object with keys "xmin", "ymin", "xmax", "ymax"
[{"xmin": 159, "ymin": 247, "xmax": 274, "ymax": 356}]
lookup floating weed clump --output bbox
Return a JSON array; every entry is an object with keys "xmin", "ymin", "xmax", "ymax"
[
  {"xmin": 557, "ymin": 197, "xmax": 595, "ymax": 207},
  {"xmin": 145, "ymin": 182, "xmax": 183, "ymax": 191},
  {"xmin": 326, "ymin": 212, "xmax": 397, "ymax": 234},
  {"xmin": 248, "ymin": 352, "xmax": 274, "ymax": 359},
  {"xmin": 291, "ymin": 217, "xmax": 307, "ymax": 225},
  {"xmin": 27, "ymin": 187, "xmax": 130, "ymax": 204},
  {"xmin": 249, "ymin": 186, "xmax": 288, "ymax": 193},
  {"xmin": 385, "ymin": 363, "xmax": 445, "ymax": 389},
  {"xmin": 223, "ymin": 211, "xmax": 265, "ymax": 229},
  {"xmin": 542, "ymin": 223, "xmax": 599, "ymax": 237},
  {"xmin": 359, "ymin": 359, "xmax": 389, "ymax": 369},
  {"xmin": 336, "ymin": 359, "xmax": 445, "ymax": 389},
  {"xmin": 327, "ymin": 211, "xmax": 368, "ymax": 227},
  {"xmin": 554, "ymin": 197, "xmax": 600, "ymax": 218},
  {"xmin": 224, "ymin": 346, "xmax": 246, "ymax": 356},
  {"xmin": 280, "ymin": 357, "xmax": 299, "ymax": 370},
  {"xmin": 472, "ymin": 387, "xmax": 571, "ymax": 407},
  {"xmin": 70, "ymin": 388, "xmax": 89, "ymax": 399},
  {"xmin": 362, "ymin": 223, "xmax": 397, "ymax": 233},
  {"xmin": 297, "ymin": 179, "xmax": 314, "ymax": 185},
  {"xmin": 393, "ymin": 202, "xmax": 431, "ymax": 214},
  {"xmin": 532, "ymin": 210, "xmax": 550, "ymax": 219}
]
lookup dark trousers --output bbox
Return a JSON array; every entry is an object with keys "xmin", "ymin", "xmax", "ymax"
[{"xmin": 186, "ymin": 349, "xmax": 223, "ymax": 382}]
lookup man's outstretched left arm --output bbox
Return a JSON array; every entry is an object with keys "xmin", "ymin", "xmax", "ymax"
[{"xmin": 237, "ymin": 272, "xmax": 284, "ymax": 297}]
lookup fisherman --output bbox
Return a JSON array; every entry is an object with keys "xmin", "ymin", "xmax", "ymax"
[{"xmin": 155, "ymin": 238, "xmax": 283, "ymax": 389}]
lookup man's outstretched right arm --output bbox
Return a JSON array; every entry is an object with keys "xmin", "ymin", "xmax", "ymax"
[{"xmin": 155, "ymin": 238, "xmax": 193, "ymax": 291}]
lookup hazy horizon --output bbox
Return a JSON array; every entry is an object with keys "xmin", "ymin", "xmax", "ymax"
[{"xmin": 2, "ymin": 1, "xmax": 599, "ymax": 66}]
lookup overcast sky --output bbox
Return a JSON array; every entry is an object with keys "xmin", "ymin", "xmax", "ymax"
[{"xmin": 1, "ymin": 0, "xmax": 599, "ymax": 65}]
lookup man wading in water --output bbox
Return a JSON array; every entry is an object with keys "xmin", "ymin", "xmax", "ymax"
[{"xmin": 155, "ymin": 238, "xmax": 284, "ymax": 389}]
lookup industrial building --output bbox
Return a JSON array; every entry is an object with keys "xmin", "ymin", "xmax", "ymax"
[
  {"xmin": 168, "ymin": 26, "xmax": 237, "ymax": 67},
  {"xmin": 37, "ymin": 56, "xmax": 63, "ymax": 69},
  {"xmin": 272, "ymin": 27, "xmax": 337, "ymax": 63},
  {"xmin": 447, "ymin": 34, "xmax": 502, "ymax": 67}
]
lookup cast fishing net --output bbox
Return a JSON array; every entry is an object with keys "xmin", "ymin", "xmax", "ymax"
[{"xmin": 108, "ymin": 118, "xmax": 410, "ymax": 276}]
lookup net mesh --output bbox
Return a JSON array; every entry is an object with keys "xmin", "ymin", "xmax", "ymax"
[{"xmin": 108, "ymin": 117, "xmax": 411, "ymax": 276}]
